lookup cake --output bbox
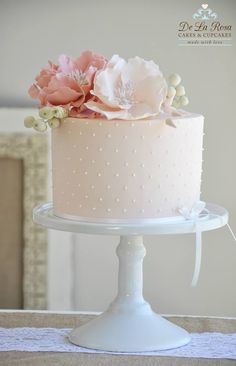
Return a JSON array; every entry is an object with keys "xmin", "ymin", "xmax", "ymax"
[{"xmin": 25, "ymin": 51, "xmax": 204, "ymax": 222}]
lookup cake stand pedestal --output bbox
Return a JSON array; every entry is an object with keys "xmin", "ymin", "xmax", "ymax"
[{"xmin": 33, "ymin": 202, "xmax": 228, "ymax": 352}]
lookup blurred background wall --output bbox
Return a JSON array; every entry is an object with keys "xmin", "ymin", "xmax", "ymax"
[{"xmin": 0, "ymin": 0, "xmax": 235, "ymax": 315}]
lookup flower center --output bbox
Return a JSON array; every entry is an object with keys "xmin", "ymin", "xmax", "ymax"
[
  {"xmin": 68, "ymin": 70, "xmax": 89, "ymax": 85},
  {"xmin": 114, "ymin": 81, "xmax": 136, "ymax": 108}
]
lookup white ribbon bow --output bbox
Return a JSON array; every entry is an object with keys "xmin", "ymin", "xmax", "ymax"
[
  {"xmin": 179, "ymin": 201, "xmax": 209, "ymax": 287},
  {"xmin": 179, "ymin": 201, "xmax": 236, "ymax": 287}
]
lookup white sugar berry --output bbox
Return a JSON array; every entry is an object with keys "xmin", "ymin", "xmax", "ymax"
[
  {"xmin": 167, "ymin": 86, "xmax": 176, "ymax": 98},
  {"xmin": 169, "ymin": 73, "xmax": 181, "ymax": 87},
  {"xmin": 24, "ymin": 116, "xmax": 35, "ymax": 128},
  {"xmin": 176, "ymin": 85, "xmax": 185, "ymax": 97},
  {"xmin": 172, "ymin": 100, "xmax": 180, "ymax": 109},
  {"xmin": 180, "ymin": 95, "xmax": 189, "ymax": 106},
  {"xmin": 52, "ymin": 106, "xmax": 68, "ymax": 119},
  {"xmin": 48, "ymin": 118, "xmax": 60, "ymax": 128},
  {"xmin": 39, "ymin": 107, "xmax": 54, "ymax": 120},
  {"xmin": 33, "ymin": 119, "xmax": 47, "ymax": 132}
]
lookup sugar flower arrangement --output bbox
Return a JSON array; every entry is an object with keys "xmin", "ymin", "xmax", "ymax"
[{"xmin": 25, "ymin": 50, "xmax": 189, "ymax": 132}]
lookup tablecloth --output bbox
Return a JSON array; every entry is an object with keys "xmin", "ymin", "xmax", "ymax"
[{"xmin": 0, "ymin": 310, "xmax": 235, "ymax": 366}]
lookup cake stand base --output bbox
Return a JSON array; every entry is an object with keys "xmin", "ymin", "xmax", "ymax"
[
  {"xmin": 69, "ymin": 303, "xmax": 190, "ymax": 352},
  {"xmin": 33, "ymin": 202, "xmax": 228, "ymax": 352},
  {"xmin": 69, "ymin": 235, "xmax": 190, "ymax": 352}
]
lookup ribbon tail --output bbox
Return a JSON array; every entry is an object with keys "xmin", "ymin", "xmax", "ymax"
[
  {"xmin": 226, "ymin": 223, "xmax": 236, "ymax": 241},
  {"xmin": 191, "ymin": 222, "xmax": 202, "ymax": 287}
]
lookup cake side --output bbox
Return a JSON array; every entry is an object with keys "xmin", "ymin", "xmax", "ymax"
[{"xmin": 52, "ymin": 114, "xmax": 204, "ymax": 221}]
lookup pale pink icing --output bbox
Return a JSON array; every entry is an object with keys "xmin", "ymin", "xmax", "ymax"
[{"xmin": 52, "ymin": 115, "xmax": 204, "ymax": 220}]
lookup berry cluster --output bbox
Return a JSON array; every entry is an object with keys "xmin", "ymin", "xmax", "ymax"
[
  {"xmin": 24, "ymin": 106, "xmax": 68, "ymax": 132},
  {"xmin": 167, "ymin": 74, "xmax": 189, "ymax": 109}
]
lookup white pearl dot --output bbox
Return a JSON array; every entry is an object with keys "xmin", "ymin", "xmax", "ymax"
[
  {"xmin": 132, "ymin": 173, "xmax": 136, "ymax": 177},
  {"xmin": 85, "ymin": 195, "xmax": 88, "ymax": 199},
  {"xmin": 107, "ymin": 133, "xmax": 111, "ymax": 138},
  {"xmin": 92, "ymin": 207, "xmax": 96, "ymax": 211},
  {"xmin": 92, "ymin": 159, "xmax": 95, "ymax": 164},
  {"xmin": 140, "ymin": 135, "xmax": 145, "ymax": 140},
  {"xmin": 115, "ymin": 122, "xmax": 119, "ymax": 127},
  {"xmin": 123, "ymin": 135, "xmax": 128, "ymax": 139},
  {"xmin": 148, "ymin": 199, "xmax": 153, "ymax": 203},
  {"xmin": 115, "ymin": 173, "xmax": 119, "ymax": 177},
  {"xmin": 115, "ymin": 148, "xmax": 119, "ymax": 153},
  {"xmin": 98, "ymin": 147, "xmax": 103, "ymax": 152},
  {"xmin": 107, "ymin": 208, "xmax": 111, "ymax": 212},
  {"xmin": 99, "ymin": 197, "xmax": 103, "ymax": 202},
  {"xmin": 131, "ymin": 123, "xmax": 135, "ymax": 127},
  {"xmin": 97, "ymin": 172, "xmax": 101, "ymax": 177},
  {"xmin": 123, "ymin": 208, "xmax": 127, "ymax": 213},
  {"xmin": 71, "ymin": 192, "xmax": 75, "ymax": 196},
  {"xmin": 106, "ymin": 161, "xmax": 110, "ymax": 166},
  {"xmin": 124, "ymin": 185, "xmax": 128, "ymax": 191},
  {"xmin": 116, "ymin": 198, "xmax": 120, "ymax": 203},
  {"xmin": 132, "ymin": 199, "xmax": 136, "ymax": 203},
  {"xmin": 79, "ymin": 131, "xmax": 82, "ymax": 136},
  {"xmin": 91, "ymin": 185, "xmax": 95, "ymax": 189},
  {"xmin": 107, "ymin": 185, "xmax": 111, "ymax": 190},
  {"xmin": 79, "ymin": 157, "xmax": 83, "ymax": 162},
  {"xmin": 98, "ymin": 122, "xmax": 102, "ymax": 126},
  {"xmin": 72, "ymin": 170, "xmax": 76, "ymax": 174},
  {"xmin": 85, "ymin": 121, "xmax": 89, "ymax": 125},
  {"xmin": 84, "ymin": 171, "xmax": 88, "ymax": 175},
  {"xmin": 92, "ymin": 133, "xmax": 96, "ymax": 137},
  {"xmin": 132, "ymin": 149, "xmax": 137, "ymax": 154},
  {"xmin": 85, "ymin": 146, "xmax": 89, "ymax": 150},
  {"xmin": 77, "ymin": 183, "xmax": 80, "ymax": 187},
  {"xmin": 140, "ymin": 163, "xmax": 145, "ymax": 168},
  {"xmin": 79, "ymin": 204, "xmax": 82, "ymax": 208},
  {"xmin": 124, "ymin": 162, "xmax": 129, "ymax": 167}
]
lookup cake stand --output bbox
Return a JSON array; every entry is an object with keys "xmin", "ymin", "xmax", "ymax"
[{"xmin": 33, "ymin": 202, "xmax": 228, "ymax": 352}]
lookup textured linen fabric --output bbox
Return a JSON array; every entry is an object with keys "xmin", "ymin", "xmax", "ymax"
[{"xmin": 0, "ymin": 311, "xmax": 235, "ymax": 366}]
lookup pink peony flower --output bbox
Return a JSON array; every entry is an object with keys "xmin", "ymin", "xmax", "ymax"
[
  {"xmin": 28, "ymin": 51, "xmax": 107, "ymax": 116},
  {"xmin": 85, "ymin": 55, "xmax": 168, "ymax": 120}
]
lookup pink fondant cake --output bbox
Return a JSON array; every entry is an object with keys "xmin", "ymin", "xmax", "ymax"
[
  {"xmin": 25, "ymin": 51, "xmax": 204, "ymax": 222},
  {"xmin": 52, "ymin": 115, "xmax": 203, "ymax": 220}
]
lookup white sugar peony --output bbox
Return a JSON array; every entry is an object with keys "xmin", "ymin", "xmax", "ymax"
[{"xmin": 85, "ymin": 55, "xmax": 168, "ymax": 120}]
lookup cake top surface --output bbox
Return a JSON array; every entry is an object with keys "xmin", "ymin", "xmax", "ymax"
[{"xmin": 24, "ymin": 50, "xmax": 195, "ymax": 132}]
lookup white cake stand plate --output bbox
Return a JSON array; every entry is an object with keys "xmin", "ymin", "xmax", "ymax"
[{"xmin": 33, "ymin": 203, "xmax": 228, "ymax": 352}]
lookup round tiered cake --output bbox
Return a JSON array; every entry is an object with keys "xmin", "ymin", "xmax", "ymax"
[{"xmin": 25, "ymin": 51, "xmax": 204, "ymax": 222}]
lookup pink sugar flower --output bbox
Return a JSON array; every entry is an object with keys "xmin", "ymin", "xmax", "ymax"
[{"xmin": 28, "ymin": 51, "xmax": 107, "ymax": 116}]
